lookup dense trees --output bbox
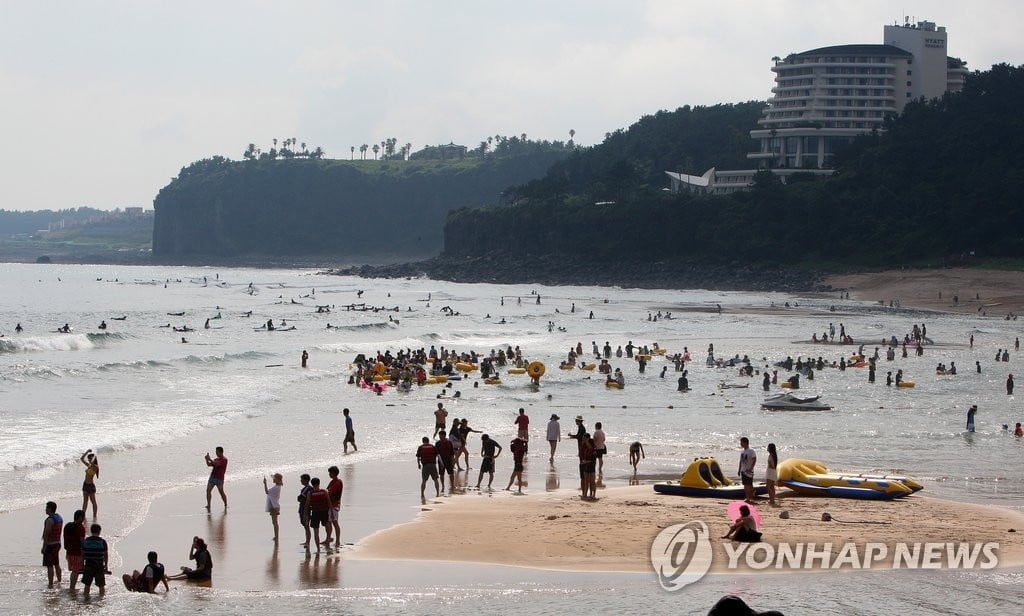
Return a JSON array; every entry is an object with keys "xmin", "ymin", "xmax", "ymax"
[
  {"xmin": 152, "ymin": 148, "xmax": 572, "ymax": 259},
  {"xmin": 442, "ymin": 66, "xmax": 1024, "ymax": 268}
]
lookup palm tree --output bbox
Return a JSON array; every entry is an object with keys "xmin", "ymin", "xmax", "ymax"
[
  {"xmin": 360, "ymin": 144, "xmax": 368, "ymax": 160},
  {"xmin": 569, "ymin": 129, "xmax": 575, "ymax": 141},
  {"xmin": 273, "ymin": 138, "xmax": 278, "ymax": 149},
  {"xmin": 372, "ymin": 144, "xmax": 380, "ymax": 160},
  {"xmin": 301, "ymin": 141, "xmax": 307, "ymax": 153},
  {"xmin": 350, "ymin": 146, "xmax": 355, "ymax": 160}
]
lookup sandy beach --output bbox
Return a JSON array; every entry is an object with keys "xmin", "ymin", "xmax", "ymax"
[
  {"xmin": 356, "ymin": 485, "xmax": 1024, "ymax": 573},
  {"xmin": 824, "ymin": 268, "xmax": 1024, "ymax": 316}
]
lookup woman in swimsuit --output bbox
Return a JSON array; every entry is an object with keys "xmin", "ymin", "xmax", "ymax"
[{"xmin": 81, "ymin": 449, "xmax": 99, "ymax": 518}]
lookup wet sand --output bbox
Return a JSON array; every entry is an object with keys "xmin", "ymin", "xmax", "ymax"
[{"xmin": 823, "ymin": 268, "xmax": 1024, "ymax": 316}]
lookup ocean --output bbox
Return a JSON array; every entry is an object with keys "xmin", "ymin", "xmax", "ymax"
[{"xmin": 1, "ymin": 263, "xmax": 1022, "ymax": 615}]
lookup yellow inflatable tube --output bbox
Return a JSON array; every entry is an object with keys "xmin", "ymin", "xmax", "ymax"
[
  {"xmin": 455, "ymin": 362, "xmax": 477, "ymax": 372},
  {"xmin": 605, "ymin": 381, "xmax": 624, "ymax": 389},
  {"xmin": 679, "ymin": 457, "xmax": 733, "ymax": 488},
  {"xmin": 778, "ymin": 458, "xmax": 919, "ymax": 497},
  {"xmin": 507, "ymin": 367, "xmax": 527, "ymax": 374},
  {"xmin": 897, "ymin": 381, "xmax": 915, "ymax": 388}
]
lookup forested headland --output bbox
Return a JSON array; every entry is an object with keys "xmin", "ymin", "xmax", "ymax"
[
  {"xmin": 443, "ymin": 65, "xmax": 1024, "ymax": 271},
  {"xmin": 152, "ymin": 137, "xmax": 573, "ymax": 261}
]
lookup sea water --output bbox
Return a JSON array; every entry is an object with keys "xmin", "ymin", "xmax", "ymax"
[{"xmin": 1, "ymin": 263, "xmax": 1022, "ymax": 615}]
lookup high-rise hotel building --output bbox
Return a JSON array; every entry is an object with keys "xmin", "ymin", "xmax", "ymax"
[
  {"xmin": 748, "ymin": 20, "xmax": 967, "ymax": 170},
  {"xmin": 667, "ymin": 20, "xmax": 968, "ymax": 194}
]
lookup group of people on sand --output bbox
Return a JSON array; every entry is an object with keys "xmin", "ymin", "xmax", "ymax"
[{"xmin": 41, "ymin": 499, "xmax": 211, "ymax": 595}]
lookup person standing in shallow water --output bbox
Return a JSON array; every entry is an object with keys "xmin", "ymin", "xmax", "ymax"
[
  {"xmin": 81, "ymin": 449, "xmax": 99, "ymax": 518},
  {"xmin": 1008, "ymin": 374, "xmax": 1015, "ymax": 395},
  {"xmin": 966, "ymin": 405, "xmax": 978, "ymax": 432},
  {"xmin": 205, "ymin": 446, "xmax": 228, "ymax": 511},
  {"xmin": 301, "ymin": 350, "xmax": 308, "ymax": 367},
  {"xmin": 343, "ymin": 408, "xmax": 357, "ymax": 452},
  {"xmin": 41, "ymin": 501, "xmax": 63, "ymax": 588}
]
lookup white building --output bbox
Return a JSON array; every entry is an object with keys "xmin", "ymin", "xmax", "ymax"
[{"xmin": 669, "ymin": 20, "xmax": 968, "ymax": 194}]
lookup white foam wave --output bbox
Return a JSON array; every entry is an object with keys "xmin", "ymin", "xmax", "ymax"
[{"xmin": 0, "ymin": 334, "xmax": 95, "ymax": 353}]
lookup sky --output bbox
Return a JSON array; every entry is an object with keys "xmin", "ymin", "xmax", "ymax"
[{"xmin": 1, "ymin": 1, "xmax": 1020, "ymax": 211}]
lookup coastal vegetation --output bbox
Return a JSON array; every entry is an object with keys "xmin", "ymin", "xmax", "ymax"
[
  {"xmin": 443, "ymin": 65, "xmax": 1024, "ymax": 269},
  {"xmin": 152, "ymin": 137, "xmax": 575, "ymax": 260}
]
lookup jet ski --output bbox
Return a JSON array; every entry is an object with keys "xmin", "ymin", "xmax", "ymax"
[{"xmin": 760, "ymin": 392, "xmax": 832, "ymax": 411}]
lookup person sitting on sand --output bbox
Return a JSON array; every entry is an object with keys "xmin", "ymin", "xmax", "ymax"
[
  {"xmin": 122, "ymin": 551, "xmax": 169, "ymax": 593},
  {"xmin": 722, "ymin": 505, "xmax": 762, "ymax": 542},
  {"xmin": 166, "ymin": 536, "xmax": 212, "ymax": 581}
]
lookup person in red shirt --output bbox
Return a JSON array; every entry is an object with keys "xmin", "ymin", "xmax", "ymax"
[
  {"xmin": 417, "ymin": 437, "xmax": 439, "ymax": 499},
  {"xmin": 204, "ymin": 447, "xmax": 228, "ymax": 512},
  {"xmin": 513, "ymin": 408, "xmax": 530, "ymax": 441},
  {"xmin": 505, "ymin": 437, "xmax": 528, "ymax": 493},
  {"xmin": 305, "ymin": 477, "xmax": 331, "ymax": 554},
  {"xmin": 63, "ymin": 509, "xmax": 86, "ymax": 591},
  {"xmin": 434, "ymin": 431, "xmax": 456, "ymax": 492},
  {"xmin": 325, "ymin": 466, "xmax": 344, "ymax": 551}
]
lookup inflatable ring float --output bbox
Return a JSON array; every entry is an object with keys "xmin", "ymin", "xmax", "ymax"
[
  {"xmin": 455, "ymin": 362, "xmax": 477, "ymax": 372},
  {"xmin": 507, "ymin": 367, "xmax": 526, "ymax": 375},
  {"xmin": 896, "ymin": 380, "xmax": 915, "ymax": 388},
  {"xmin": 527, "ymin": 361, "xmax": 546, "ymax": 378}
]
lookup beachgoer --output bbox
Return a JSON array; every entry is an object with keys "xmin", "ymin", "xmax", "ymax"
[
  {"xmin": 546, "ymin": 414, "xmax": 561, "ymax": 463},
  {"xmin": 514, "ymin": 408, "xmax": 530, "ymax": 441},
  {"xmin": 765, "ymin": 444, "xmax": 778, "ymax": 506},
  {"xmin": 1015, "ymin": 423, "xmax": 1024, "ymax": 437},
  {"xmin": 762, "ymin": 372, "xmax": 770, "ymax": 392},
  {"xmin": 593, "ymin": 422, "xmax": 607, "ymax": 474},
  {"xmin": 297, "ymin": 474, "xmax": 312, "ymax": 549},
  {"xmin": 722, "ymin": 505, "xmax": 761, "ymax": 542},
  {"xmin": 205, "ymin": 446, "xmax": 228, "ymax": 511},
  {"xmin": 305, "ymin": 478, "xmax": 331, "ymax": 553},
  {"xmin": 966, "ymin": 405, "xmax": 978, "ymax": 432},
  {"xmin": 738, "ymin": 437, "xmax": 757, "ymax": 503},
  {"xmin": 343, "ymin": 408, "xmax": 357, "ymax": 452},
  {"xmin": 166, "ymin": 536, "xmax": 212, "ymax": 580},
  {"xmin": 41, "ymin": 501, "xmax": 63, "ymax": 588},
  {"xmin": 458, "ymin": 418, "xmax": 481, "ymax": 470},
  {"xmin": 629, "ymin": 441, "xmax": 645, "ymax": 476},
  {"xmin": 433, "ymin": 402, "xmax": 448, "ymax": 438},
  {"xmin": 435, "ymin": 430, "xmax": 456, "ymax": 491},
  {"xmin": 81, "ymin": 523, "xmax": 109, "ymax": 595},
  {"xmin": 122, "ymin": 551, "xmax": 169, "ymax": 593},
  {"xmin": 417, "ymin": 437, "xmax": 440, "ymax": 498},
  {"xmin": 63, "ymin": 509, "xmax": 86, "ymax": 591},
  {"xmin": 505, "ymin": 436, "xmax": 528, "ymax": 493},
  {"xmin": 263, "ymin": 473, "xmax": 283, "ymax": 543},
  {"xmin": 579, "ymin": 434, "xmax": 596, "ymax": 499},
  {"xmin": 301, "ymin": 349, "xmax": 308, "ymax": 368},
  {"xmin": 475, "ymin": 434, "xmax": 502, "ymax": 490},
  {"xmin": 81, "ymin": 449, "xmax": 99, "ymax": 518},
  {"xmin": 1008, "ymin": 374, "xmax": 1015, "ymax": 395},
  {"xmin": 326, "ymin": 466, "xmax": 343, "ymax": 550}
]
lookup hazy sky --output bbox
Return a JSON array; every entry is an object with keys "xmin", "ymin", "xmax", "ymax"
[{"xmin": 1, "ymin": 1, "xmax": 1019, "ymax": 211}]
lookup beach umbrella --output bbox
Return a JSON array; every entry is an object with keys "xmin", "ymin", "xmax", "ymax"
[{"xmin": 727, "ymin": 500, "xmax": 762, "ymax": 528}]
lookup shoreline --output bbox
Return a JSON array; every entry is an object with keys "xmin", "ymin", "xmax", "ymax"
[
  {"xmin": 354, "ymin": 485, "xmax": 1024, "ymax": 574},
  {"xmin": 822, "ymin": 268, "xmax": 1024, "ymax": 317}
]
